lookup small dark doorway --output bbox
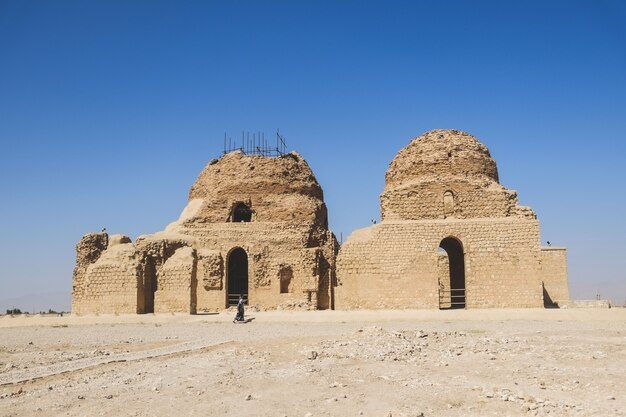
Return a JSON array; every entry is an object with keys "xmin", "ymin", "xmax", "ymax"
[
  {"xmin": 439, "ymin": 237, "xmax": 466, "ymax": 309},
  {"xmin": 143, "ymin": 257, "xmax": 157, "ymax": 313},
  {"xmin": 232, "ymin": 203, "xmax": 252, "ymax": 222},
  {"xmin": 227, "ymin": 247, "xmax": 248, "ymax": 306}
]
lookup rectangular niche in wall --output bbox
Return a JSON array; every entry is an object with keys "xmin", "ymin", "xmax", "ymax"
[{"xmin": 279, "ymin": 265, "xmax": 293, "ymax": 294}]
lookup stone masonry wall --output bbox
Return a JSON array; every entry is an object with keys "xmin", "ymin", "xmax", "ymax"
[
  {"xmin": 72, "ymin": 213, "xmax": 335, "ymax": 314},
  {"xmin": 335, "ymin": 218, "xmax": 544, "ymax": 309},
  {"xmin": 381, "ymin": 180, "xmax": 534, "ymax": 221},
  {"xmin": 154, "ymin": 247, "xmax": 197, "ymax": 313},
  {"xmin": 540, "ymin": 247, "xmax": 569, "ymax": 306},
  {"xmin": 437, "ymin": 253, "xmax": 451, "ymax": 308},
  {"xmin": 75, "ymin": 243, "xmax": 143, "ymax": 314},
  {"xmin": 72, "ymin": 232, "xmax": 108, "ymax": 313},
  {"xmin": 184, "ymin": 222, "xmax": 335, "ymax": 311}
]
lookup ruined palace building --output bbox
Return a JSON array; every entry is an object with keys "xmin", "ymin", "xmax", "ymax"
[{"xmin": 72, "ymin": 129, "xmax": 569, "ymax": 313}]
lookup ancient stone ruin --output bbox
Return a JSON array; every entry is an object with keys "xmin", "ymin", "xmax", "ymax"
[
  {"xmin": 335, "ymin": 129, "xmax": 569, "ymax": 309},
  {"xmin": 72, "ymin": 129, "xmax": 569, "ymax": 313},
  {"xmin": 72, "ymin": 151, "xmax": 337, "ymax": 314}
]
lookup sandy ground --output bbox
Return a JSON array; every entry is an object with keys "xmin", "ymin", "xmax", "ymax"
[{"xmin": 0, "ymin": 308, "xmax": 624, "ymax": 417}]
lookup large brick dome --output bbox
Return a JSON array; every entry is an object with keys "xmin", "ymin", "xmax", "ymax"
[
  {"xmin": 385, "ymin": 129, "xmax": 499, "ymax": 188},
  {"xmin": 188, "ymin": 150, "xmax": 328, "ymax": 226},
  {"xmin": 380, "ymin": 130, "xmax": 524, "ymax": 221}
]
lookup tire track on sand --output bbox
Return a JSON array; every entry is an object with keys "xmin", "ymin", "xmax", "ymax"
[{"xmin": 0, "ymin": 340, "xmax": 234, "ymax": 386}]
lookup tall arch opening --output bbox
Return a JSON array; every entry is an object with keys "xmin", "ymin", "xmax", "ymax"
[
  {"xmin": 227, "ymin": 247, "xmax": 248, "ymax": 306},
  {"xmin": 232, "ymin": 203, "xmax": 252, "ymax": 222},
  {"xmin": 438, "ymin": 237, "xmax": 466, "ymax": 309},
  {"xmin": 142, "ymin": 257, "xmax": 157, "ymax": 314}
]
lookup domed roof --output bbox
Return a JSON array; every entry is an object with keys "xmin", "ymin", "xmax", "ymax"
[
  {"xmin": 189, "ymin": 150, "xmax": 323, "ymax": 201},
  {"xmin": 187, "ymin": 150, "xmax": 328, "ymax": 225},
  {"xmin": 385, "ymin": 129, "xmax": 499, "ymax": 188}
]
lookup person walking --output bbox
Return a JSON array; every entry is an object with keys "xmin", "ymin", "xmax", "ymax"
[{"xmin": 233, "ymin": 295, "xmax": 245, "ymax": 323}]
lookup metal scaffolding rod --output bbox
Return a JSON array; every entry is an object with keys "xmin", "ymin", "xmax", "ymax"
[{"xmin": 223, "ymin": 129, "xmax": 288, "ymax": 157}]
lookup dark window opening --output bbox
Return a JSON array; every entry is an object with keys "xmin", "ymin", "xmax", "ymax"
[{"xmin": 232, "ymin": 203, "xmax": 252, "ymax": 222}]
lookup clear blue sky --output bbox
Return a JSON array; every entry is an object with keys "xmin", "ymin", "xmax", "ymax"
[{"xmin": 1, "ymin": 0, "xmax": 625, "ymax": 311}]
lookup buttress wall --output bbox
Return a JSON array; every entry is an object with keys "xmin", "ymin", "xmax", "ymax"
[{"xmin": 540, "ymin": 247, "xmax": 569, "ymax": 307}]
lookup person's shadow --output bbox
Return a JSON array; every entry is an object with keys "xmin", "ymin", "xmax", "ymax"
[{"xmin": 243, "ymin": 317, "xmax": 255, "ymax": 323}]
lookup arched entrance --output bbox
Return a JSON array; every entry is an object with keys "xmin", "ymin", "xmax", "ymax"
[
  {"xmin": 142, "ymin": 257, "xmax": 157, "ymax": 314},
  {"xmin": 438, "ymin": 237, "xmax": 466, "ymax": 309},
  {"xmin": 227, "ymin": 247, "xmax": 248, "ymax": 306}
]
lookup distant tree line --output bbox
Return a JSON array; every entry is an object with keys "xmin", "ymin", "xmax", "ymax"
[{"xmin": 4, "ymin": 308, "xmax": 65, "ymax": 315}]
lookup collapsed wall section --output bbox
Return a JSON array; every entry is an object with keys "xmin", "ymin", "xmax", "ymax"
[{"xmin": 72, "ymin": 233, "xmax": 199, "ymax": 314}]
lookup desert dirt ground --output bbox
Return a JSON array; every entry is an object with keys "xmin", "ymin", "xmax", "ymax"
[{"xmin": 0, "ymin": 308, "xmax": 625, "ymax": 417}]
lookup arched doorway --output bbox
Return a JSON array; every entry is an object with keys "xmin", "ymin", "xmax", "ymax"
[
  {"xmin": 142, "ymin": 257, "xmax": 157, "ymax": 314},
  {"xmin": 438, "ymin": 237, "xmax": 466, "ymax": 309},
  {"xmin": 227, "ymin": 247, "xmax": 248, "ymax": 306}
]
